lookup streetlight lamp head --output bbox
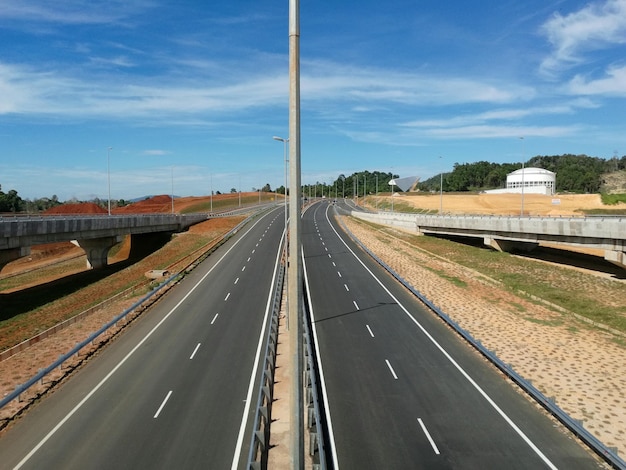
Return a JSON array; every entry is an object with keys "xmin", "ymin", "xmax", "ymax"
[{"xmin": 273, "ymin": 136, "xmax": 289, "ymax": 142}]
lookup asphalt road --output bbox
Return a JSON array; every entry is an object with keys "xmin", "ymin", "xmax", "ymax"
[
  {"xmin": 303, "ymin": 200, "xmax": 603, "ymax": 469},
  {"xmin": 0, "ymin": 207, "xmax": 285, "ymax": 470}
]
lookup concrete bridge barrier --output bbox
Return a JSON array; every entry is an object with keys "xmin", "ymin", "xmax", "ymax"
[
  {"xmin": 352, "ymin": 211, "xmax": 626, "ymax": 270},
  {"xmin": 0, "ymin": 213, "xmax": 208, "ymax": 271}
]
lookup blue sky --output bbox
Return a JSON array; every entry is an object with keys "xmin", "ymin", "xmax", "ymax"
[{"xmin": 1, "ymin": 0, "xmax": 625, "ymax": 201}]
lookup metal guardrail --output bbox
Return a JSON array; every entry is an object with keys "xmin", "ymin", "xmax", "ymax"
[
  {"xmin": 336, "ymin": 210, "xmax": 626, "ymax": 470},
  {"xmin": 247, "ymin": 264, "xmax": 284, "ymax": 470},
  {"xmin": 303, "ymin": 296, "xmax": 328, "ymax": 469},
  {"xmin": 0, "ymin": 272, "xmax": 179, "ymax": 411}
]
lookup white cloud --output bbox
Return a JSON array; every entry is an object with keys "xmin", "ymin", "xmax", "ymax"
[
  {"xmin": 418, "ymin": 124, "xmax": 581, "ymax": 139},
  {"xmin": 567, "ymin": 64, "xmax": 626, "ymax": 96},
  {"xmin": 0, "ymin": 58, "xmax": 538, "ymax": 125},
  {"xmin": 0, "ymin": 61, "xmax": 287, "ymax": 120},
  {"xmin": 302, "ymin": 61, "xmax": 535, "ymax": 106},
  {"xmin": 0, "ymin": 0, "xmax": 153, "ymax": 25},
  {"xmin": 88, "ymin": 56, "xmax": 136, "ymax": 68},
  {"xmin": 401, "ymin": 103, "xmax": 585, "ymax": 130},
  {"xmin": 142, "ymin": 149, "xmax": 171, "ymax": 156},
  {"xmin": 540, "ymin": 0, "xmax": 626, "ymax": 76}
]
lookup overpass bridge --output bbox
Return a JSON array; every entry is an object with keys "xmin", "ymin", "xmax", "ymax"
[
  {"xmin": 0, "ymin": 213, "xmax": 209, "ymax": 270},
  {"xmin": 352, "ymin": 211, "xmax": 626, "ymax": 270}
]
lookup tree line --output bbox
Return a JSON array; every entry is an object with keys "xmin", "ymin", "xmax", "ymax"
[
  {"xmin": 418, "ymin": 154, "xmax": 626, "ymax": 194},
  {"xmin": 298, "ymin": 171, "xmax": 397, "ymax": 199},
  {"xmin": 2, "ymin": 154, "xmax": 624, "ymax": 213}
]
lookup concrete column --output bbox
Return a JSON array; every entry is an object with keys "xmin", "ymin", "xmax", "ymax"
[
  {"xmin": 72, "ymin": 235, "xmax": 122, "ymax": 269},
  {"xmin": 605, "ymin": 250, "xmax": 626, "ymax": 270},
  {"xmin": 0, "ymin": 246, "xmax": 31, "ymax": 272},
  {"xmin": 484, "ymin": 237, "xmax": 538, "ymax": 253}
]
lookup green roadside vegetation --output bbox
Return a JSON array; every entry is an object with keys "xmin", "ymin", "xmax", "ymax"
[
  {"xmin": 352, "ymin": 217, "xmax": 626, "ymax": 336},
  {"xmin": 368, "ymin": 198, "xmax": 437, "ymax": 214},
  {"xmin": 601, "ymin": 193, "xmax": 626, "ymax": 205},
  {"xmin": 586, "ymin": 193, "xmax": 626, "ymax": 215}
]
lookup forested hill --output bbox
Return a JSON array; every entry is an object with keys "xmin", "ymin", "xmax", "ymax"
[{"xmin": 418, "ymin": 154, "xmax": 626, "ymax": 194}]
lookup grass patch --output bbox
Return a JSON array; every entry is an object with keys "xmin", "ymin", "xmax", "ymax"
[
  {"xmin": 523, "ymin": 317, "xmax": 563, "ymax": 326},
  {"xmin": 583, "ymin": 208, "xmax": 626, "ymax": 216},
  {"xmin": 601, "ymin": 193, "xmax": 626, "ymax": 205},
  {"xmin": 421, "ymin": 265, "xmax": 467, "ymax": 287},
  {"xmin": 350, "ymin": 216, "xmax": 626, "ymax": 334},
  {"xmin": 612, "ymin": 337, "xmax": 626, "ymax": 348},
  {"xmin": 373, "ymin": 200, "xmax": 437, "ymax": 214}
]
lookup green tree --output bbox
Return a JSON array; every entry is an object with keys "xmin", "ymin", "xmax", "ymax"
[{"xmin": 0, "ymin": 185, "xmax": 23, "ymax": 212}]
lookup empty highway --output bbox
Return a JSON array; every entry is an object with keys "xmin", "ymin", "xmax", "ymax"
[
  {"xmin": 0, "ymin": 207, "xmax": 285, "ymax": 470},
  {"xmin": 303, "ymin": 200, "xmax": 602, "ymax": 469}
]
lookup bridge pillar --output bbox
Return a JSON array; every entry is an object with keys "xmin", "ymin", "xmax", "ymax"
[
  {"xmin": 72, "ymin": 236, "xmax": 123, "ymax": 269},
  {"xmin": 0, "ymin": 247, "xmax": 31, "ymax": 272},
  {"xmin": 604, "ymin": 250, "xmax": 626, "ymax": 270},
  {"xmin": 484, "ymin": 237, "xmax": 538, "ymax": 253}
]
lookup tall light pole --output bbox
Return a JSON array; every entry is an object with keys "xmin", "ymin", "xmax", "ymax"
[
  {"xmin": 439, "ymin": 156, "xmax": 443, "ymax": 215},
  {"xmin": 107, "ymin": 147, "xmax": 112, "ymax": 215},
  {"xmin": 364, "ymin": 174, "xmax": 367, "ymax": 205},
  {"xmin": 288, "ymin": 0, "xmax": 303, "ymax": 466},
  {"xmin": 520, "ymin": 136, "xmax": 525, "ymax": 216},
  {"xmin": 210, "ymin": 173, "xmax": 213, "ymax": 213},
  {"xmin": 171, "ymin": 166, "xmax": 174, "ymax": 214},
  {"xmin": 376, "ymin": 174, "xmax": 378, "ymax": 210},
  {"xmin": 390, "ymin": 172, "xmax": 395, "ymax": 212}
]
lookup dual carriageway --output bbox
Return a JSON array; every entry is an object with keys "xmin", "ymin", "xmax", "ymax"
[{"xmin": 0, "ymin": 200, "xmax": 607, "ymax": 469}]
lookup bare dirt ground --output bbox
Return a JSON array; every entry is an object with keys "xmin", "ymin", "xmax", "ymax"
[{"xmin": 377, "ymin": 192, "xmax": 622, "ymax": 216}]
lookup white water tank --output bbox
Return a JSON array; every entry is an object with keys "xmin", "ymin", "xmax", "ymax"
[{"xmin": 506, "ymin": 167, "xmax": 555, "ymax": 195}]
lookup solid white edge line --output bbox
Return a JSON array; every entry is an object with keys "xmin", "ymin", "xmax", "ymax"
[
  {"xmin": 385, "ymin": 359, "xmax": 398, "ymax": 379},
  {"xmin": 303, "ymin": 251, "xmax": 341, "ymax": 469},
  {"xmin": 418, "ymin": 418, "xmax": 440, "ymax": 455},
  {"xmin": 12, "ymin": 208, "xmax": 278, "ymax": 470},
  {"xmin": 153, "ymin": 391, "xmax": 173, "ymax": 419},
  {"xmin": 230, "ymin": 227, "xmax": 286, "ymax": 470},
  {"xmin": 189, "ymin": 343, "xmax": 201, "ymax": 360},
  {"xmin": 323, "ymin": 205, "xmax": 558, "ymax": 470}
]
